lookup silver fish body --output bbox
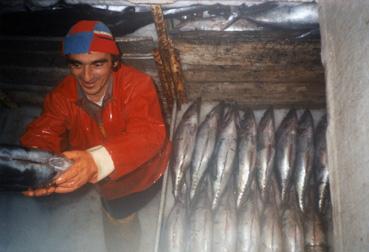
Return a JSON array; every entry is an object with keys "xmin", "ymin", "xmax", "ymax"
[
  {"xmin": 304, "ymin": 208, "xmax": 328, "ymax": 252},
  {"xmin": 237, "ymin": 190, "xmax": 261, "ymax": 252},
  {"xmin": 259, "ymin": 204, "xmax": 283, "ymax": 252},
  {"xmin": 281, "ymin": 207, "xmax": 305, "ymax": 252},
  {"xmin": 245, "ymin": 2, "xmax": 319, "ymax": 30},
  {"xmin": 171, "ymin": 99, "xmax": 200, "ymax": 199},
  {"xmin": 275, "ymin": 109, "xmax": 298, "ymax": 203},
  {"xmin": 189, "ymin": 180, "xmax": 213, "ymax": 252},
  {"xmin": 213, "ymin": 186, "xmax": 237, "ymax": 252},
  {"xmin": 0, "ymin": 144, "xmax": 72, "ymax": 191},
  {"xmin": 163, "ymin": 201, "xmax": 187, "ymax": 252},
  {"xmin": 236, "ymin": 109, "xmax": 257, "ymax": 209},
  {"xmin": 164, "ymin": 181, "xmax": 188, "ymax": 252},
  {"xmin": 211, "ymin": 106, "xmax": 238, "ymax": 210},
  {"xmin": 314, "ymin": 115, "xmax": 329, "ymax": 213},
  {"xmin": 294, "ymin": 110, "xmax": 314, "ymax": 213},
  {"xmin": 190, "ymin": 103, "xmax": 223, "ymax": 203},
  {"xmin": 256, "ymin": 108, "xmax": 275, "ymax": 200}
]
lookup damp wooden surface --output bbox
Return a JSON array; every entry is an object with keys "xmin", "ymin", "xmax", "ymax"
[{"xmin": 171, "ymin": 30, "xmax": 325, "ymax": 109}]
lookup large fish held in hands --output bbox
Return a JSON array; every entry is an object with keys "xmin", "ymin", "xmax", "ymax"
[
  {"xmin": 294, "ymin": 110, "xmax": 314, "ymax": 213},
  {"xmin": 190, "ymin": 103, "xmax": 223, "ymax": 203},
  {"xmin": 0, "ymin": 144, "xmax": 72, "ymax": 191},
  {"xmin": 255, "ymin": 108, "xmax": 275, "ymax": 200},
  {"xmin": 275, "ymin": 109, "xmax": 298, "ymax": 203},
  {"xmin": 211, "ymin": 105, "xmax": 238, "ymax": 210},
  {"xmin": 236, "ymin": 109, "xmax": 257, "ymax": 209},
  {"xmin": 171, "ymin": 99, "xmax": 200, "ymax": 200},
  {"xmin": 314, "ymin": 114, "xmax": 329, "ymax": 214}
]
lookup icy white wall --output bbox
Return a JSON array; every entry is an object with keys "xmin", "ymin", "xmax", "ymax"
[{"xmin": 319, "ymin": 1, "xmax": 369, "ymax": 251}]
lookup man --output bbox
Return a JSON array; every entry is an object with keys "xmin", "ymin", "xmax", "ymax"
[{"xmin": 21, "ymin": 20, "xmax": 171, "ymax": 251}]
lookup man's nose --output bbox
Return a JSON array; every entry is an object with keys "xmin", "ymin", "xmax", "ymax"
[{"xmin": 81, "ymin": 66, "xmax": 93, "ymax": 82}]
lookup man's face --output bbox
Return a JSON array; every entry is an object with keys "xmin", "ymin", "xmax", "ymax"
[{"xmin": 67, "ymin": 52, "xmax": 116, "ymax": 102}]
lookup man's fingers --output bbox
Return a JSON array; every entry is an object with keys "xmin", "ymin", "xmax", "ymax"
[
  {"xmin": 33, "ymin": 187, "xmax": 54, "ymax": 197},
  {"xmin": 23, "ymin": 186, "xmax": 56, "ymax": 197},
  {"xmin": 55, "ymin": 166, "xmax": 80, "ymax": 185},
  {"xmin": 55, "ymin": 180, "xmax": 79, "ymax": 189},
  {"xmin": 45, "ymin": 187, "xmax": 56, "ymax": 195},
  {"xmin": 55, "ymin": 186, "xmax": 77, "ymax": 194}
]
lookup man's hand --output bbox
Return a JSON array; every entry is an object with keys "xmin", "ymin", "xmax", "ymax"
[
  {"xmin": 23, "ymin": 186, "xmax": 56, "ymax": 197},
  {"xmin": 53, "ymin": 150, "xmax": 98, "ymax": 193},
  {"xmin": 23, "ymin": 150, "xmax": 98, "ymax": 197}
]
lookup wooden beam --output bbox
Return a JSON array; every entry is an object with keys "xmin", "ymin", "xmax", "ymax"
[
  {"xmin": 187, "ymin": 81, "xmax": 325, "ymax": 109},
  {"xmin": 182, "ymin": 64, "xmax": 325, "ymax": 83}
]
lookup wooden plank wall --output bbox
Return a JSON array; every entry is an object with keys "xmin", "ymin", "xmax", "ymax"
[{"xmin": 171, "ymin": 30, "xmax": 326, "ymax": 109}]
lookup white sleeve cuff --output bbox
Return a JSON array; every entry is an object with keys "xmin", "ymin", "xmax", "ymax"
[{"xmin": 87, "ymin": 145, "xmax": 115, "ymax": 182}]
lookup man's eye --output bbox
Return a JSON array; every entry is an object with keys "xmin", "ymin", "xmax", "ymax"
[
  {"xmin": 94, "ymin": 62, "xmax": 104, "ymax": 67},
  {"xmin": 70, "ymin": 63, "xmax": 81, "ymax": 68}
]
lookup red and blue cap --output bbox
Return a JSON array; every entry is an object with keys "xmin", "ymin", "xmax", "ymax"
[{"xmin": 63, "ymin": 20, "xmax": 120, "ymax": 55}]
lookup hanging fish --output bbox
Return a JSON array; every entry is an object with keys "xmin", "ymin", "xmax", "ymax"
[
  {"xmin": 163, "ymin": 181, "xmax": 188, "ymax": 252},
  {"xmin": 0, "ymin": 144, "xmax": 72, "ymax": 191},
  {"xmin": 211, "ymin": 105, "xmax": 238, "ymax": 210},
  {"xmin": 237, "ymin": 186, "xmax": 261, "ymax": 252},
  {"xmin": 294, "ymin": 110, "xmax": 314, "ymax": 213},
  {"xmin": 212, "ymin": 181, "xmax": 237, "ymax": 252},
  {"xmin": 190, "ymin": 102, "xmax": 223, "ymax": 204},
  {"xmin": 255, "ymin": 108, "xmax": 275, "ymax": 201},
  {"xmin": 259, "ymin": 170, "xmax": 283, "ymax": 252},
  {"xmin": 314, "ymin": 114, "xmax": 329, "ymax": 214},
  {"xmin": 304, "ymin": 188, "xmax": 328, "ymax": 252},
  {"xmin": 171, "ymin": 99, "xmax": 201, "ymax": 200},
  {"xmin": 281, "ymin": 187, "xmax": 305, "ymax": 252},
  {"xmin": 259, "ymin": 202, "xmax": 283, "ymax": 252},
  {"xmin": 189, "ymin": 177, "xmax": 213, "ymax": 252},
  {"xmin": 236, "ymin": 109, "xmax": 257, "ymax": 209},
  {"xmin": 275, "ymin": 109, "xmax": 298, "ymax": 203}
]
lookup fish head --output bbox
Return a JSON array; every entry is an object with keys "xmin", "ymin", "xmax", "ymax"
[
  {"xmin": 297, "ymin": 110, "xmax": 314, "ymax": 148},
  {"xmin": 221, "ymin": 104, "xmax": 238, "ymax": 129},
  {"xmin": 277, "ymin": 109, "xmax": 298, "ymax": 134},
  {"xmin": 48, "ymin": 156, "xmax": 73, "ymax": 172},
  {"xmin": 239, "ymin": 108, "xmax": 257, "ymax": 133},
  {"xmin": 315, "ymin": 114, "xmax": 328, "ymax": 145},
  {"xmin": 258, "ymin": 107, "xmax": 275, "ymax": 146},
  {"xmin": 180, "ymin": 98, "xmax": 201, "ymax": 124},
  {"xmin": 206, "ymin": 101, "xmax": 224, "ymax": 127}
]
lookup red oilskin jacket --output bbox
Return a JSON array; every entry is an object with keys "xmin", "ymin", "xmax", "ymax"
[{"xmin": 21, "ymin": 64, "xmax": 171, "ymax": 200}]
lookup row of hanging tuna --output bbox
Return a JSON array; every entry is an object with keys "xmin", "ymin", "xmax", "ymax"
[{"xmin": 160, "ymin": 99, "xmax": 332, "ymax": 252}]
